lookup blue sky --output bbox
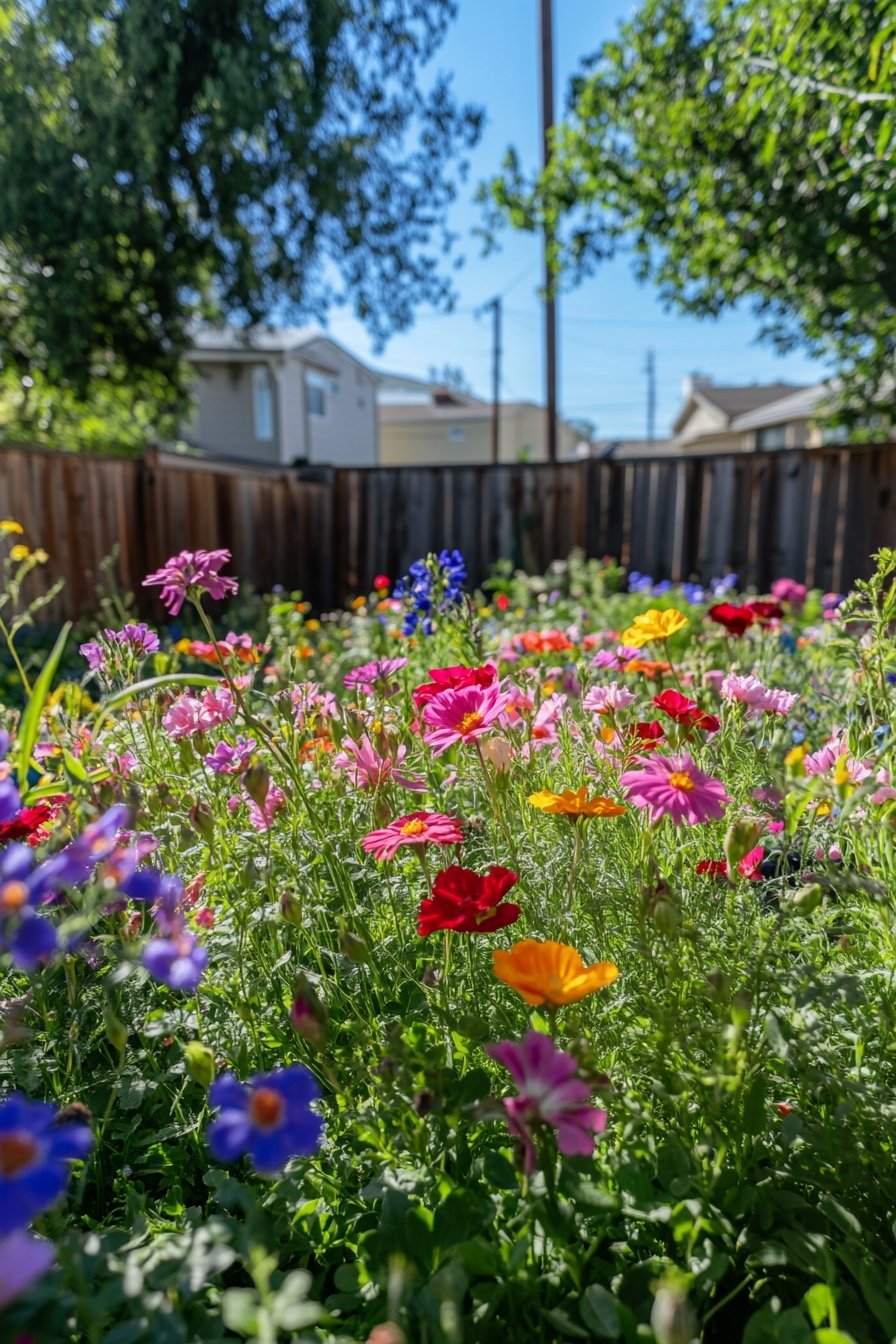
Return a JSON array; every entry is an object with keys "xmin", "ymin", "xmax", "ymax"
[{"xmin": 324, "ymin": 0, "xmax": 827, "ymax": 441}]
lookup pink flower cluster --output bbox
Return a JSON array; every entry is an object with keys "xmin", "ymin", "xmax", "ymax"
[
  {"xmin": 162, "ymin": 686, "xmax": 236, "ymax": 739},
  {"xmin": 721, "ymin": 673, "xmax": 798, "ymax": 717},
  {"xmin": 143, "ymin": 549, "xmax": 239, "ymax": 616}
]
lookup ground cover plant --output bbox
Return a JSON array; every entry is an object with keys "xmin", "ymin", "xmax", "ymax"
[{"xmin": 0, "ymin": 525, "xmax": 895, "ymax": 1343}]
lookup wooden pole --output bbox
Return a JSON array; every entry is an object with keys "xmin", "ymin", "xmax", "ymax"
[{"xmin": 539, "ymin": 0, "xmax": 558, "ymax": 462}]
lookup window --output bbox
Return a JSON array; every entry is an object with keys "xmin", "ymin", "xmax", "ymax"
[
  {"xmin": 755, "ymin": 424, "xmax": 788, "ymax": 451},
  {"xmin": 448, "ymin": 426, "xmax": 468, "ymax": 443},
  {"xmin": 305, "ymin": 372, "xmax": 328, "ymax": 418},
  {"xmin": 252, "ymin": 366, "xmax": 273, "ymax": 441}
]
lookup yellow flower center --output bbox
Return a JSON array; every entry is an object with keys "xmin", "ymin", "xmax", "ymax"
[
  {"xmin": 0, "ymin": 1132, "xmax": 38, "ymax": 1176},
  {"xmin": 459, "ymin": 711, "xmax": 484, "ymax": 734},
  {"xmin": 0, "ymin": 881, "xmax": 29, "ymax": 910},
  {"xmin": 400, "ymin": 819, "xmax": 427, "ymax": 836},
  {"xmin": 668, "ymin": 771, "xmax": 694, "ymax": 791},
  {"xmin": 248, "ymin": 1087, "xmax": 285, "ymax": 1130}
]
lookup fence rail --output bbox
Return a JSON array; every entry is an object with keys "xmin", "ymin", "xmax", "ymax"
[{"xmin": 1, "ymin": 441, "xmax": 894, "ymax": 620}]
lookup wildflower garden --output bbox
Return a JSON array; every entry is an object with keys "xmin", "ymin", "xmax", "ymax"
[{"xmin": 1, "ymin": 526, "xmax": 895, "ymax": 1344}]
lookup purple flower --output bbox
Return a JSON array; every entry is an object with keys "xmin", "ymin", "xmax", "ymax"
[
  {"xmin": 80, "ymin": 641, "xmax": 106, "ymax": 671},
  {"xmin": 206, "ymin": 1066, "xmax": 323, "ymax": 1175},
  {"xmin": 143, "ymin": 929, "xmax": 207, "ymax": 990},
  {"xmin": 0, "ymin": 1228, "xmax": 55, "ymax": 1306},
  {"xmin": 204, "ymin": 736, "xmax": 257, "ymax": 774},
  {"xmin": 0, "ymin": 845, "xmax": 57, "ymax": 970},
  {"xmin": 107, "ymin": 623, "xmax": 160, "ymax": 654},
  {"xmin": 0, "ymin": 1093, "xmax": 93, "ymax": 1235},
  {"xmin": 343, "ymin": 657, "xmax": 408, "ymax": 694},
  {"xmin": 39, "ymin": 805, "xmax": 129, "ymax": 890},
  {"xmin": 485, "ymin": 1031, "xmax": 607, "ymax": 1174},
  {"xmin": 143, "ymin": 549, "xmax": 239, "ymax": 616},
  {"xmin": 0, "ymin": 754, "xmax": 22, "ymax": 825}
]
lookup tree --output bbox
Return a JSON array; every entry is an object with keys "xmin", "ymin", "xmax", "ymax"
[
  {"xmin": 427, "ymin": 363, "xmax": 473, "ymax": 394},
  {"xmin": 485, "ymin": 0, "xmax": 896, "ymax": 418},
  {"xmin": 0, "ymin": 0, "xmax": 481, "ymax": 420}
]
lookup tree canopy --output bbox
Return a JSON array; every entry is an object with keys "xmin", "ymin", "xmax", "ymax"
[
  {"xmin": 485, "ymin": 0, "xmax": 896, "ymax": 418},
  {"xmin": 0, "ymin": 0, "xmax": 481, "ymax": 417}
]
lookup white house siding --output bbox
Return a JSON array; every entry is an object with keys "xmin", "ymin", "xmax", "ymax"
[
  {"xmin": 189, "ymin": 361, "xmax": 281, "ymax": 464},
  {"xmin": 300, "ymin": 340, "xmax": 378, "ymax": 466},
  {"xmin": 275, "ymin": 361, "xmax": 307, "ymax": 465}
]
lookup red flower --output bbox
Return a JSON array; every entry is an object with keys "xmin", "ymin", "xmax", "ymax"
[
  {"xmin": 496, "ymin": 594, "xmax": 510, "ymax": 611},
  {"xmin": 412, "ymin": 663, "xmax": 497, "ymax": 707},
  {"xmin": 373, "ymin": 574, "xmax": 391, "ymax": 593},
  {"xmin": 0, "ymin": 795, "xmax": 69, "ymax": 847},
  {"xmin": 629, "ymin": 720, "xmax": 665, "ymax": 750},
  {"xmin": 708, "ymin": 603, "xmax": 755, "ymax": 636},
  {"xmin": 744, "ymin": 600, "xmax": 784, "ymax": 626},
  {"xmin": 653, "ymin": 689, "xmax": 720, "ymax": 734},
  {"xmin": 696, "ymin": 859, "xmax": 728, "ymax": 878},
  {"xmin": 417, "ymin": 865, "xmax": 520, "ymax": 936}
]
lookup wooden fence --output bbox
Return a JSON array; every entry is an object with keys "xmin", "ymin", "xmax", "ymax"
[{"xmin": 1, "ymin": 440, "xmax": 894, "ymax": 620}]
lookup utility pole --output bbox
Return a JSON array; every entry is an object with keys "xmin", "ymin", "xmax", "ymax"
[
  {"xmin": 646, "ymin": 348, "xmax": 656, "ymax": 444},
  {"xmin": 488, "ymin": 295, "xmax": 502, "ymax": 464},
  {"xmin": 539, "ymin": 0, "xmax": 558, "ymax": 462}
]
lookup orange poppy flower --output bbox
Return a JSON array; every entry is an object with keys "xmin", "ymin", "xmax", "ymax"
[
  {"xmin": 493, "ymin": 939, "xmax": 619, "ymax": 1006},
  {"xmin": 625, "ymin": 658, "xmax": 671, "ymax": 677},
  {"xmin": 528, "ymin": 787, "xmax": 625, "ymax": 818}
]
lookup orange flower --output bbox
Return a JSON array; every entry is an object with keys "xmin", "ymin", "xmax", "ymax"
[
  {"xmin": 626, "ymin": 658, "xmax": 671, "ymax": 677},
  {"xmin": 528, "ymin": 787, "xmax": 625, "ymax": 818},
  {"xmin": 517, "ymin": 629, "xmax": 574, "ymax": 654},
  {"xmin": 493, "ymin": 939, "xmax": 619, "ymax": 1006}
]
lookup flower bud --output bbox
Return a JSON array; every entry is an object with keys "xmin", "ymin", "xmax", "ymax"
[
  {"xmin": 243, "ymin": 762, "xmax": 270, "ymax": 808},
  {"xmin": 188, "ymin": 801, "xmax": 215, "ymax": 845},
  {"xmin": 338, "ymin": 922, "xmax": 370, "ymax": 963},
  {"xmin": 724, "ymin": 818, "xmax": 762, "ymax": 873},
  {"xmin": 280, "ymin": 890, "xmax": 303, "ymax": 925},
  {"xmin": 104, "ymin": 1003, "xmax": 128, "ymax": 1053},
  {"xmin": 650, "ymin": 1284, "xmax": 698, "ymax": 1344},
  {"xmin": 290, "ymin": 980, "xmax": 327, "ymax": 1047},
  {"xmin": 786, "ymin": 882, "xmax": 823, "ymax": 916},
  {"xmin": 481, "ymin": 735, "xmax": 513, "ymax": 773},
  {"xmin": 651, "ymin": 896, "xmax": 681, "ymax": 935},
  {"xmin": 184, "ymin": 1040, "xmax": 216, "ymax": 1088}
]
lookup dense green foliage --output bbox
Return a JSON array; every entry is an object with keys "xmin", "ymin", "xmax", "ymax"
[
  {"xmin": 0, "ymin": 538, "xmax": 895, "ymax": 1342},
  {"xmin": 0, "ymin": 0, "xmax": 481, "ymax": 416},
  {"xmin": 486, "ymin": 0, "xmax": 896, "ymax": 420}
]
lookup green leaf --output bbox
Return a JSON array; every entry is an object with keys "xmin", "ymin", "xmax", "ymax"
[
  {"xmin": 16, "ymin": 621, "xmax": 71, "ymax": 787},
  {"xmin": 803, "ymin": 1283, "xmax": 835, "ymax": 1328},
  {"xmin": 580, "ymin": 1283, "xmax": 621, "ymax": 1338}
]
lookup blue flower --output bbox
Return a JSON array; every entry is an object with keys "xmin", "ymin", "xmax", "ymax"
[
  {"xmin": 206, "ymin": 1066, "xmax": 323, "ymax": 1175},
  {"xmin": 142, "ymin": 930, "xmax": 207, "ymax": 991},
  {"xmin": 0, "ymin": 845, "xmax": 57, "ymax": 970},
  {"xmin": 681, "ymin": 582, "xmax": 706, "ymax": 605},
  {"xmin": 0, "ymin": 1093, "xmax": 93, "ymax": 1235},
  {"xmin": 39, "ymin": 805, "xmax": 129, "ymax": 890},
  {"xmin": 779, "ymin": 633, "xmax": 797, "ymax": 654}
]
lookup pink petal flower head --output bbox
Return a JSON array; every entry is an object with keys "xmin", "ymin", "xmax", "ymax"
[
  {"xmin": 770, "ymin": 578, "xmax": 808, "ymax": 611},
  {"xmin": 332, "ymin": 734, "xmax": 426, "ymax": 792},
  {"xmin": 343, "ymin": 657, "xmax": 408, "ymax": 695},
  {"xmin": 200, "ymin": 685, "xmax": 237, "ymax": 728},
  {"xmin": 528, "ymin": 693, "xmax": 567, "ymax": 746},
  {"xmin": 621, "ymin": 752, "xmax": 730, "ymax": 824},
  {"xmin": 583, "ymin": 682, "xmax": 636, "ymax": 715},
  {"xmin": 248, "ymin": 783, "xmax": 286, "ymax": 832},
  {"xmin": 162, "ymin": 694, "xmax": 206, "ymax": 740},
  {"xmin": 143, "ymin": 549, "xmax": 238, "ymax": 616},
  {"xmin": 486, "ymin": 1030, "xmax": 607, "ymax": 1174},
  {"xmin": 362, "ymin": 810, "xmax": 463, "ymax": 860},
  {"xmin": 721, "ymin": 673, "xmax": 798, "ymax": 717},
  {"xmin": 291, "ymin": 682, "xmax": 338, "ymax": 729},
  {"xmin": 422, "ymin": 681, "xmax": 510, "ymax": 757}
]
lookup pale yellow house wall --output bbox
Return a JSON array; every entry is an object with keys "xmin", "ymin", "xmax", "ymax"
[{"xmin": 379, "ymin": 406, "xmax": 580, "ymax": 465}]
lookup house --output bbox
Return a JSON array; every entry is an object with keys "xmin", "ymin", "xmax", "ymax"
[
  {"xmin": 672, "ymin": 376, "xmax": 811, "ymax": 453},
  {"xmin": 183, "ymin": 327, "xmax": 380, "ymax": 466},
  {"xmin": 376, "ymin": 373, "xmax": 584, "ymax": 464}
]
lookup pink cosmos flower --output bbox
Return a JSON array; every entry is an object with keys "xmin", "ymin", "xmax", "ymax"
[
  {"xmin": 343, "ymin": 657, "xmax": 408, "ymax": 694},
  {"xmin": 162, "ymin": 694, "xmax": 207, "ymax": 739},
  {"xmin": 527, "ymin": 693, "xmax": 567, "ymax": 747},
  {"xmin": 291, "ymin": 682, "xmax": 338, "ymax": 729},
  {"xmin": 621, "ymin": 752, "xmax": 730, "ymax": 824},
  {"xmin": 422, "ymin": 681, "xmax": 510, "ymax": 757},
  {"xmin": 485, "ymin": 1030, "xmax": 608, "ymax": 1174},
  {"xmin": 583, "ymin": 682, "xmax": 636, "ymax": 715},
  {"xmin": 332, "ymin": 734, "xmax": 426, "ymax": 792},
  {"xmin": 771, "ymin": 578, "xmax": 808, "ymax": 611},
  {"xmin": 721, "ymin": 673, "xmax": 798, "ymax": 717},
  {"xmin": 201, "ymin": 685, "xmax": 236, "ymax": 726},
  {"xmin": 362, "ymin": 811, "xmax": 463, "ymax": 860},
  {"xmin": 248, "ymin": 783, "xmax": 286, "ymax": 832},
  {"xmin": 143, "ymin": 549, "xmax": 238, "ymax": 615},
  {"xmin": 591, "ymin": 644, "xmax": 640, "ymax": 671}
]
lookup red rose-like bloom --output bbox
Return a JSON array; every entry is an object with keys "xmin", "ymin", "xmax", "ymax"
[
  {"xmin": 744, "ymin": 600, "xmax": 784, "ymax": 626},
  {"xmin": 417, "ymin": 864, "xmax": 520, "ymax": 936},
  {"xmin": 629, "ymin": 720, "xmax": 665, "ymax": 749},
  {"xmin": 653, "ymin": 690, "xmax": 720, "ymax": 734},
  {"xmin": 373, "ymin": 574, "xmax": 391, "ymax": 592},
  {"xmin": 496, "ymin": 594, "xmax": 510, "ymax": 611},
  {"xmin": 696, "ymin": 859, "xmax": 728, "ymax": 878},
  {"xmin": 0, "ymin": 796, "xmax": 69, "ymax": 847},
  {"xmin": 413, "ymin": 663, "xmax": 497, "ymax": 707},
  {"xmin": 708, "ymin": 603, "xmax": 755, "ymax": 636}
]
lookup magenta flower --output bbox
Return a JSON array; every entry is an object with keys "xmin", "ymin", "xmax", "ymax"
[
  {"xmin": 721, "ymin": 673, "xmax": 798, "ymax": 717},
  {"xmin": 162, "ymin": 695, "xmax": 206, "ymax": 739},
  {"xmin": 143, "ymin": 549, "xmax": 238, "ymax": 616},
  {"xmin": 291, "ymin": 682, "xmax": 338, "ymax": 728},
  {"xmin": 332, "ymin": 734, "xmax": 426, "ymax": 791},
  {"xmin": 0, "ymin": 1229, "xmax": 55, "ymax": 1307},
  {"xmin": 248, "ymin": 783, "xmax": 286, "ymax": 832},
  {"xmin": 421, "ymin": 681, "xmax": 510, "ymax": 757},
  {"xmin": 621, "ymin": 752, "xmax": 730, "ymax": 824},
  {"xmin": 770, "ymin": 578, "xmax": 808, "ymax": 611},
  {"xmin": 204, "ymin": 737, "xmax": 256, "ymax": 774},
  {"xmin": 486, "ymin": 1030, "xmax": 607, "ymax": 1174},
  {"xmin": 362, "ymin": 810, "xmax": 463, "ymax": 860},
  {"xmin": 343, "ymin": 657, "xmax": 408, "ymax": 694},
  {"xmin": 583, "ymin": 682, "xmax": 636, "ymax": 715}
]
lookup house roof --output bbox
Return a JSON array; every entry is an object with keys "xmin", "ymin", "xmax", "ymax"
[
  {"xmin": 730, "ymin": 382, "xmax": 831, "ymax": 431},
  {"xmin": 187, "ymin": 326, "xmax": 378, "ymax": 379},
  {"xmin": 673, "ymin": 381, "xmax": 809, "ymax": 435}
]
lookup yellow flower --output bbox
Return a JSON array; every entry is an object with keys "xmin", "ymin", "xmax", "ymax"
[
  {"xmin": 175, "ymin": 637, "xmax": 193, "ymax": 654},
  {"xmin": 304, "ymin": 619, "xmax": 320, "ymax": 631},
  {"xmin": 621, "ymin": 607, "xmax": 688, "ymax": 648},
  {"xmin": 784, "ymin": 743, "xmax": 806, "ymax": 774},
  {"xmin": 32, "ymin": 549, "xmax": 48, "ymax": 564},
  {"xmin": 9, "ymin": 544, "xmax": 29, "ymax": 562},
  {"xmin": 480, "ymin": 605, "xmax": 493, "ymax": 617},
  {"xmin": 528, "ymin": 787, "xmax": 625, "ymax": 818},
  {"xmin": 0, "ymin": 520, "xmax": 24, "ymax": 535},
  {"xmin": 351, "ymin": 596, "xmax": 367, "ymax": 611},
  {"xmin": 493, "ymin": 939, "xmax": 619, "ymax": 1006}
]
